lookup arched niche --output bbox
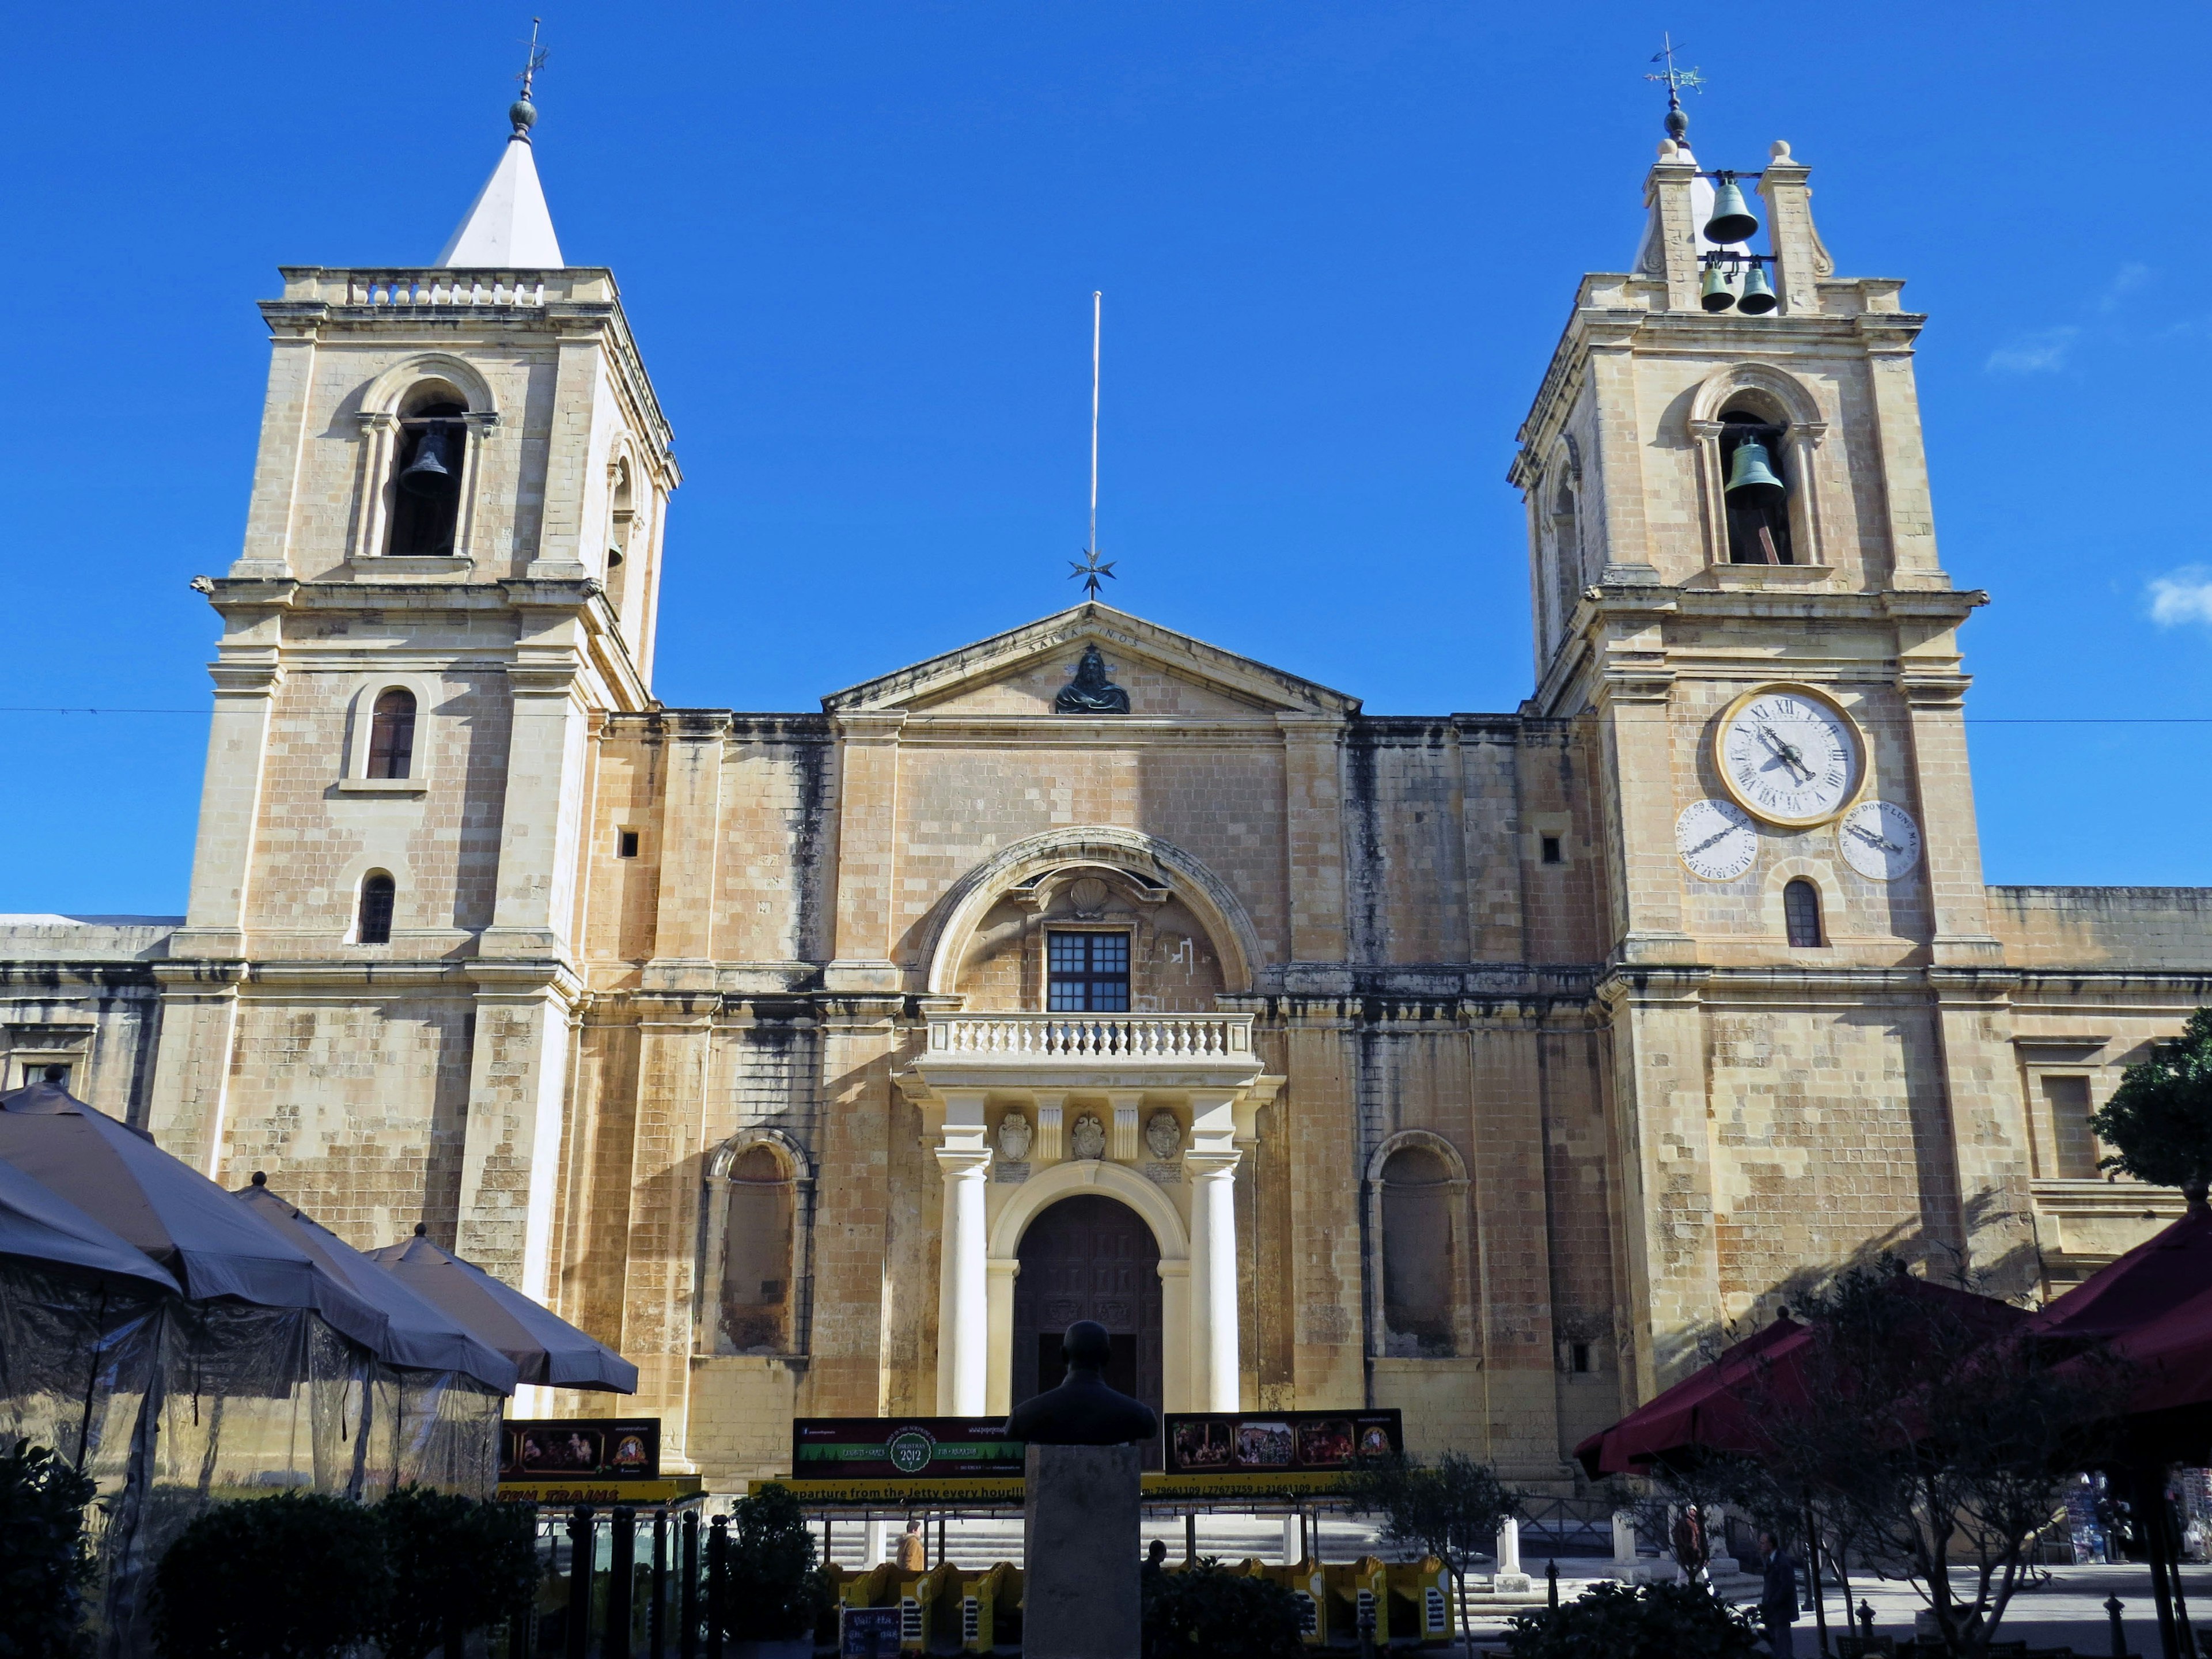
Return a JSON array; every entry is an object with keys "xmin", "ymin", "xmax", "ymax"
[
  {"xmin": 1684, "ymin": 362, "xmax": 1832, "ymax": 570},
  {"xmin": 1362, "ymin": 1128, "xmax": 1477, "ymax": 1360},
  {"xmin": 349, "ymin": 354, "xmax": 501, "ymax": 565},
  {"xmin": 923, "ymin": 827, "xmax": 1259, "ymax": 1000},
  {"xmin": 698, "ymin": 1128, "xmax": 816, "ymax": 1357}
]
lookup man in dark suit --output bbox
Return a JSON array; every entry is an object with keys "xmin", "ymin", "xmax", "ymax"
[{"xmin": 1758, "ymin": 1531, "xmax": 1800, "ymax": 1657}]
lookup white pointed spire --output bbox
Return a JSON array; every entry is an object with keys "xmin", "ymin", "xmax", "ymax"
[
  {"xmin": 438, "ymin": 130, "xmax": 565, "ymax": 268},
  {"xmin": 438, "ymin": 43, "xmax": 565, "ymax": 269}
]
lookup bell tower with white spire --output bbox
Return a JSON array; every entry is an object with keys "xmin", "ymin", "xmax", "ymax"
[
  {"xmin": 149, "ymin": 63, "xmax": 680, "ymax": 1318},
  {"xmin": 1510, "ymin": 86, "xmax": 2036, "ymax": 1397}
]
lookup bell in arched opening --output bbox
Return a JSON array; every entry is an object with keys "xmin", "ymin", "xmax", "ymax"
[
  {"xmin": 397, "ymin": 423, "xmax": 460, "ymax": 498},
  {"xmin": 1724, "ymin": 437, "xmax": 1786, "ymax": 509},
  {"xmin": 1720, "ymin": 418, "xmax": 1793, "ymax": 565},
  {"xmin": 387, "ymin": 398, "xmax": 468, "ymax": 557}
]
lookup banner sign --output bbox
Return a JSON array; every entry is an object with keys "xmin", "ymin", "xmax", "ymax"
[
  {"xmin": 791, "ymin": 1416, "xmax": 1025, "ymax": 1482},
  {"xmin": 1161, "ymin": 1409, "xmax": 1401, "ymax": 1476},
  {"xmin": 501, "ymin": 1419, "xmax": 661, "ymax": 1483}
]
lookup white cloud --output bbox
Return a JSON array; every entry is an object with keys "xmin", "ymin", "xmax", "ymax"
[
  {"xmin": 1986, "ymin": 326, "xmax": 2079, "ymax": 374},
  {"xmin": 2095, "ymin": 263, "xmax": 2152, "ymax": 314},
  {"xmin": 2149, "ymin": 567, "xmax": 2212, "ymax": 627}
]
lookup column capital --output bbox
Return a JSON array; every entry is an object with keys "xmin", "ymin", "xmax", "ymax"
[
  {"xmin": 1183, "ymin": 1147, "xmax": 1241, "ymax": 1181},
  {"xmin": 935, "ymin": 1144, "xmax": 993, "ymax": 1179}
]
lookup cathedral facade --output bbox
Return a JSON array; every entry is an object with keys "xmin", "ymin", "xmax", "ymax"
[{"xmin": 10, "ymin": 105, "xmax": 2212, "ymax": 1488}]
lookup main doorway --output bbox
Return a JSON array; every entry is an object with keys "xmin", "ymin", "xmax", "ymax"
[{"xmin": 1012, "ymin": 1194, "xmax": 1163, "ymax": 1463}]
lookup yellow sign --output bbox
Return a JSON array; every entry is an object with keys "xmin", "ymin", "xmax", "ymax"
[
  {"xmin": 749, "ymin": 1471, "xmax": 1355, "ymax": 1505},
  {"xmin": 496, "ymin": 1476, "xmax": 704, "ymax": 1505}
]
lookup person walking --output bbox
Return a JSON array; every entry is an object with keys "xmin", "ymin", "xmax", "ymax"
[
  {"xmin": 1758, "ymin": 1531, "xmax": 1800, "ymax": 1657},
  {"xmin": 896, "ymin": 1517, "xmax": 927, "ymax": 1573}
]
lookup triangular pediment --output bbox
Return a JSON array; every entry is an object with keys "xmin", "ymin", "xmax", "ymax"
[{"xmin": 821, "ymin": 603, "xmax": 1359, "ymax": 718}]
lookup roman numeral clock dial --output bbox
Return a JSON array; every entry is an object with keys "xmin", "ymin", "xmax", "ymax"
[{"xmin": 1714, "ymin": 685, "xmax": 1863, "ymax": 830}]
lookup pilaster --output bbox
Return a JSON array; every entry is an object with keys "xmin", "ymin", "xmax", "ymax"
[
  {"xmin": 827, "ymin": 715, "xmax": 906, "ymax": 992},
  {"xmin": 456, "ymin": 961, "xmax": 582, "ymax": 1298},
  {"xmin": 1283, "ymin": 1017, "xmax": 1363, "ymax": 1406},
  {"xmin": 1278, "ymin": 716, "xmax": 1348, "ymax": 971},
  {"xmin": 802, "ymin": 998, "xmax": 904, "ymax": 1415}
]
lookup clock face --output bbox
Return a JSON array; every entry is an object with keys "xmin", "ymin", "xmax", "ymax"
[
  {"xmin": 1715, "ymin": 685, "xmax": 1862, "ymax": 827},
  {"xmin": 1675, "ymin": 798, "xmax": 1759, "ymax": 881},
  {"xmin": 1836, "ymin": 800, "xmax": 1921, "ymax": 881}
]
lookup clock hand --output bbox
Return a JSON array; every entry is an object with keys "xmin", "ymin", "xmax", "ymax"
[
  {"xmin": 1847, "ymin": 822, "xmax": 1903, "ymax": 854},
  {"xmin": 1689, "ymin": 825, "xmax": 1743, "ymax": 855},
  {"xmin": 1756, "ymin": 725, "xmax": 1812, "ymax": 782}
]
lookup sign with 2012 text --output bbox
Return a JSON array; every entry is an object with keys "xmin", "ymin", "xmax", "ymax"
[{"xmin": 791, "ymin": 1417, "xmax": 1025, "ymax": 1481}]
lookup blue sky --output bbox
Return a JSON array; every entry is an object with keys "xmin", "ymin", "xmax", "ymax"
[{"xmin": 3, "ymin": 2, "xmax": 2209, "ymax": 912}]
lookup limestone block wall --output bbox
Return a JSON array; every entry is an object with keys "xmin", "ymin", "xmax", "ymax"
[
  {"xmin": 0, "ymin": 920, "xmax": 177, "ymax": 1120},
  {"xmin": 1990, "ymin": 887, "xmax": 2212, "ymax": 971}
]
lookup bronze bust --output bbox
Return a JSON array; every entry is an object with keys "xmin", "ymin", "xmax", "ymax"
[
  {"xmin": 1007, "ymin": 1320, "xmax": 1158, "ymax": 1446},
  {"xmin": 1054, "ymin": 646, "xmax": 1130, "ymax": 715}
]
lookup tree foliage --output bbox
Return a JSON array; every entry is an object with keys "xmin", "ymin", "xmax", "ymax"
[
  {"xmin": 153, "ymin": 1492, "xmax": 392, "ymax": 1659},
  {"xmin": 0, "ymin": 1441, "xmax": 98, "ymax": 1659},
  {"xmin": 721, "ymin": 1482, "xmax": 828, "ymax": 1641},
  {"xmin": 372, "ymin": 1486, "xmax": 537, "ymax": 1659},
  {"xmin": 2092, "ymin": 1006, "xmax": 2212, "ymax": 1205},
  {"xmin": 1339, "ymin": 1450, "xmax": 1517, "ymax": 1657},
  {"xmin": 1141, "ymin": 1559, "xmax": 1306, "ymax": 1659}
]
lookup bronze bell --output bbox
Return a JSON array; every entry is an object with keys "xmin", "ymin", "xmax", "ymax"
[
  {"xmin": 1737, "ymin": 263, "xmax": 1778, "ymax": 315},
  {"xmin": 397, "ymin": 424, "xmax": 460, "ymax": 498},
  {"xmin": 1703, "ymin": 176, "xmax": 1759, "ymax": 244},
  {"xmin": 1724, "ymin": 437, "xmax": 1786, "ymax": 508}
]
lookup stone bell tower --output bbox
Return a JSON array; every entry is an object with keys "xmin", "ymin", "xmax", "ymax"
[
  {"xmin": 147, "ymin": 85, "xmax": 680, "ymax": 1301},
  {"xmin": 1512, "ymin": 115, "xmax": 2033, "ymax": 1395}
]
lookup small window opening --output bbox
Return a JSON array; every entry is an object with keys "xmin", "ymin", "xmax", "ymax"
[
  {"xmin": 1047, "ymin": 931, "xmax": 1130, "ymax": 1013},
  {"xmin": 1783, "ymin": 878, "xmax": 1824, "ymax": 948},
  {"xmin": 357, "ymin": 871, "xmax": 396, "ymax": 945},
  {"xmin": 23, "ymin": 1062, "xmax": 70, "ymax": 1092},
  {"xmin": 388, "ymin": 398, "xmax": 468, "ymax": 557},
  {"xmin": 605, "ymin": 458, "xmax": 635, "ymax": 611},
  {"xmin": 616, "ymin": 828, "xmax": 640, "ymax": 859},
  {"xmin": 1719, "ymin": 412, "xmax": 1793, "ymax": 566},
  {"xmin": 366, "ymin": 688, "xmax": 417, "ymax": 779},
  {"xmin": 1570, "ymin": 1342, "xmax": 1592, "ymax": 1374},
  {"xmin": 1540, "ymin": 835, "xmax": 1563, "ymax": 865}
]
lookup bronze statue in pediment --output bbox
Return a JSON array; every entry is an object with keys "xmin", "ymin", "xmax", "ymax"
[{"xmin": 1054, "ymin": 645, "xmax": 1130, "ymax": 715}]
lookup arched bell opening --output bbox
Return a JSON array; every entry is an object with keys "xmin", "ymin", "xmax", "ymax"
[
  {"xmin": 387, "ymin": 385, "xmax": 470, "ymax": 557},
  {"xmin": 1719, "ymin": 409, "xmax": 1793, "ymax": 565},
  {"xmin": 1011, "ymin": 1192, "xmax": 1164, "ymax": 1465}
]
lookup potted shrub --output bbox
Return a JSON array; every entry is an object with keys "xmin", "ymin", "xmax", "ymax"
[
  {"xmin": 721, "ymin": 1484, "xmax": 829, "ymax": 1658},
  {"xmin": 1502, "ymin": 1579, "xmax": 1763, "ymax": 1659},
  {"xmin": 1141, "ymin": 1559, "xmax": 1306, "ymax": 1659},
  {"xmin": 152, "ymin": 1491, "xmax": 391, "ymax": 1659},
  {"xmin": 373, "ymin": 1484, "xmax": 539, "ymax": 1659},
  {"xmin": 0, "ymin": 1441, "xmax": 97, "ymax": 1659}
]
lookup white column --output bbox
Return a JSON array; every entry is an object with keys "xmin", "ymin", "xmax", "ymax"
[
  {"xmin": 1494, "ymin": 1515, "xmax": 1530, "ymax": 1593},
  {"xmin": 1612, "ymin": 1510, "xmax": 1639, "ymax": 1579},
  {"xmin": 1282, "ymin": 1515, "xmax": 1300, "ymax": 1565},
  {"xmin": 935, "ymin": 1090, "xmax": 993, "ymax": 1414},
  {"xmin": 1185, "ymin": 1147, "xmax": 1241, "ymax": 1411}
]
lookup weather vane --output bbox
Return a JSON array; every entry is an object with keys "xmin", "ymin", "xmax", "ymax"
[
  {"xmin": 518, "ymin": 17, "xmax": 549, "ymax": 102},
  {"xmin": 1069, "ymin": 290, "xmax": 1116, "ymax": 601},
  {"xmin": 1645, "ymin": 33, "xmax": 1705, "ymax": 143}
]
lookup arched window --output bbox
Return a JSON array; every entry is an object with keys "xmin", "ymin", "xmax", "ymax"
[
  {"xmin": 1783, "ymin": 878, "xmax": 1823, "ymax": 948},
  {"xmin": 387, "ymin": 395, "xmax": 468, "ymax": 558},
  {"xmin": 605, "ymin": 457, "xmax": 634, "ymax": 612},
  {"xmin": 1550, "ymin": 476, "xmax": 1581, "ymax": 645},
  {"xmin": 366, "ymin": 689, "xmax": 417, "ymax": 779},
  {"xmin": 720, "ymin": 1145, "xmax": 795, "ymax": 1353},
  {"xmin": 356, "ymin": 871, "xmax": 396, "ymax": 945},
  {"xmin": 1719, "ymin": 410, "xmax": 1793, "ymax": 565},
  {"xmin": 1380, "ymin": 1145, "xmax": 1458, "ymax": 1357}
]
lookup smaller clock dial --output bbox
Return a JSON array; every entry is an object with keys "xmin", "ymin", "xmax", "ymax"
[
  {"xmin": 1836, "ymin": 800, "xmax": 1921, "ymax": 881},
  {"xmin": 1676, "ymin": 798, "xmax": 1759, "ymax": 881},
  {"xmin": 1717, "ymin": 687, "xmax": 1861, "ymax": 827}
]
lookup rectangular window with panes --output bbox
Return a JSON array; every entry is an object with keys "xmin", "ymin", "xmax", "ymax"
[{"xmin": 1047, "ymin": 931, "xmax": 1130, "ymax": 1013}]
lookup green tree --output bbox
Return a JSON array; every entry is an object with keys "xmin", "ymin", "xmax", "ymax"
[
  {"xmin": 152, "ymin": 1492, "xmax": 391, "ymax": 1659},
  {"xmin": 722, "ymin": 1483, "xmax": 828, "ymax": 1641},
  {"xmin": 2091, "ymin": 1006, "xmax": 2212, "ymax": 1209},
  {"xmin": 372, "ymin": 1486, "xmax": 539, "ymax": 1659},
  {"xmin": 1502, "ymin": 1579, "xmax": 1762, "ymax": 1659},
  {"xmin": 1141, "ymin": 1559, "xmax": 1306, "ymax": 1659},
  {"xmin": 1339, "ymin": 1451, "xmax": 1518, "ymax": 1658},
  {"xmin": 0, "ymin": 1441, "xmax": 98, "ymax": 1659}
]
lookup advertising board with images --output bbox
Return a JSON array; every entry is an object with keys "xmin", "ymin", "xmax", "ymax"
[
  {"xmin": 501, "ymin": 1419, "xmax": 661, "ymax": 1483},
  {"xmin": 791, "ymin": 1418, "xmax": 1026, "ymax": 1482},
  {"xmin": 1161, "ymin": 1408, "xmax": 1401, "ymax": 1476}
]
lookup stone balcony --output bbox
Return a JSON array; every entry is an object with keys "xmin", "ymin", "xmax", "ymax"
[{"xmin": 913, "ymin": 1012, "xmax": 1264, "ymax": 1093}]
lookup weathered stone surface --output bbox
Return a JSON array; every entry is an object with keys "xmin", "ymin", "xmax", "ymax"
[{"xmin": 1022, "ymin": 1444, "xmax": 1142, "ymax": 1659}]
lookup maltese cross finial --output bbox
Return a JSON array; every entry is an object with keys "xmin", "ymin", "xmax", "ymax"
[
  {"xmin": 1645, "ymin": 34, "xmax": 1705, "ymax": 145},
  {"xmin": 1069, "ymin": 548, "xmax": 1116, "ymax": 601}
]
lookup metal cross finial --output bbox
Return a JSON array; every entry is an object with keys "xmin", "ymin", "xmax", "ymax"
[
  {"xmin": 1069, "ymin": 548, "xmax": 1116, "ymax": 600},
  {"xmin": 1645, "ymin": 34, "xmax": 1705, "ymax": 143},
  {"xmin": 517, "ymin": 17, "xmax": 550, "ymax": 101}
]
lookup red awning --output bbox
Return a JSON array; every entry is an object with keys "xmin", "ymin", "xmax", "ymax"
[
  {"xmin": 2026, "ymin": 1206, "xmax": 2212, "ymax": 1347},
  {"xmin": 1573, "ymin": 1274, "xmax": 2029, "ymax": 1479}
]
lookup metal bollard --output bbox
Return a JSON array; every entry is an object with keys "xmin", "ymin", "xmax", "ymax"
[
  {"xmin": 679, "ymin": 1512, "xmax": 700, "ymax": 1659},
  {"xmin": 650, "ymin": 1509, "xmax": 668, "ymax": 1659},
  {"xmin": 2107, "ymin": 1594, "xmax": 2128, "ymax": 1659},
  {"xmin": 567, "ymin": 1507, "xmax": 597, "ymax": 1659},
  {"xmin": 1857, "ymin": 1599, "xmax": 1875, "ymax": 1641},
  {"xmin": 605, "ymin": 1506, "xmax": 635, "ymax": 1659},
  {"xmin": 706, "ymin": 1515, "xmax": 729, "ymax": 1659},
  {"xmin": 1546, "ymin": 1559, "xmax": 1559, "ymax": 1609}
]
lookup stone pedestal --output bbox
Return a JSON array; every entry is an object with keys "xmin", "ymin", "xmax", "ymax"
[
  {"xmin": 1493, "ymin": 1515, "xmax": 1531, "ymax": 1594},
  {"xmin": 1023, "ymin": 1443, "xmax": 1143, "ymax": 1659}
]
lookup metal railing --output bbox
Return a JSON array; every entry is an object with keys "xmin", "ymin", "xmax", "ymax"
[
  {"xmin": 508, "ymin": 1501, "xmax": 715, "ymax": 1659},
  {"xmin": 925, "ymin": 1012, "xmax": 1254, "ymax": 1060}
]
